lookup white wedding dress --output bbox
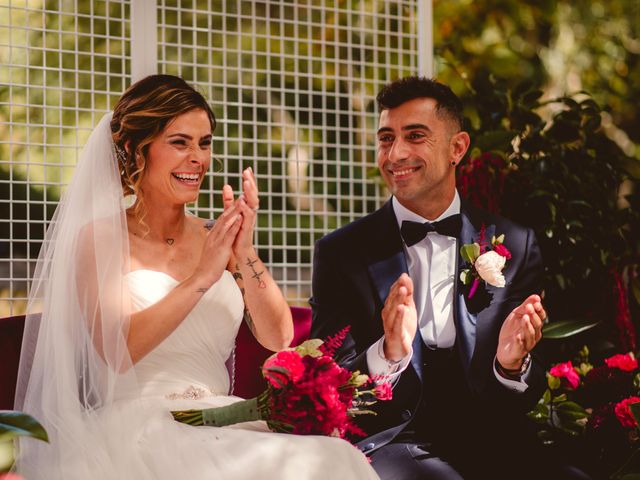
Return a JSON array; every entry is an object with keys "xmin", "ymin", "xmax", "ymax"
[{"xmin": 72, "ymin": 268, "xmax": 379, "ymax": 480}]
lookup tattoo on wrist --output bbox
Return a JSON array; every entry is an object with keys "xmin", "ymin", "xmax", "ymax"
[
  {"xmin": 196, "ymin": 287, "xmax": 208, "ymax": 294},
  {"xmin": 245, "ymin": 257, "xmax": 267, "ymax": 289}
]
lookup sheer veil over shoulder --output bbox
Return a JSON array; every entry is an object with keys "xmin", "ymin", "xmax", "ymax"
[
  {"xmin": 15, "ymin": 112, "xmax": 139, "ymax": 476},
  {"xmin": 14, "ymin": 111, "xmax": 379, "ymax": 480}
]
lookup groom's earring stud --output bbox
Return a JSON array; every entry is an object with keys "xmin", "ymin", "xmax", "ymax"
[{"xmin": 451, "ymin": 161, "xmax": 457, "ymax": 166}]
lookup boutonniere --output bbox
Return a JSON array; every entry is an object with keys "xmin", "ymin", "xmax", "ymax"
[{"xmin": 459, "ymin": 224, "xmax": 512, "ymax": 299}]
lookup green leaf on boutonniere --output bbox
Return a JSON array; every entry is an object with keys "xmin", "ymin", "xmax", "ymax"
[
  {"xmin": 543, "ymin": 388, "xmax": 552, "ymax": 404},
  {"xmin": 459, "ymin": 269, "xmax": 473, "ymax": 285},
  {"xmin": 460, "ymin": 243, "xmax": 480, "ymax": 264},
  {"xmin": 491, "ymin": 234, "xmax": 505, "ymax": 246}
]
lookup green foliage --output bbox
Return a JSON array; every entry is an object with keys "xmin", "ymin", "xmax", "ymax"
[
  {"xmin": 457, "ymin": 72, "xmax": 640, "ymax": 344},
  {"xmin": 0, "ymin": 410, "xmax": 49, "ymax": 472}
]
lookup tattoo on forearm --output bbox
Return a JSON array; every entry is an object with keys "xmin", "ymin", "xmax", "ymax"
[
  {"xmin": 239, "ymin": 287, "xmax": 256, "ymax": 334},
  {"xmin": 245, "ymin": 257, "xmax": 267, "ymax": 289}
]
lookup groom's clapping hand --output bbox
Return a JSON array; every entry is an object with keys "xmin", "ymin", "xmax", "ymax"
[
  {"xmin": 381, "ymin": 273, "xmax": 418, "ymax": 363},
  {"xmin": 496, "ymin": 294, "xmax": 546, "ymax": 371}
]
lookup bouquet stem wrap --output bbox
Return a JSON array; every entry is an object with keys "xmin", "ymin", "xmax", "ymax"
[
  {"xmin": 202, "ymin": 398, "xmax": 261, "ymax": 427},
  {"xmin": 172, "ymin": 392, "xmax": 268, "ymax": 427}
]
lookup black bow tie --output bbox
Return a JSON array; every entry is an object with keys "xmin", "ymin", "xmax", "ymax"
[{"xmin": 400, "ymin": 214, "xmax": 462, "ymax": 247}]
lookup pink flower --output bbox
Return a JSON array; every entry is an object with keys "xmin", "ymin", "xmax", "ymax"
[
  {"xmin": 374, "ymin": 382, "xmax": 393, "ymax": 401},
  {"xmin": 549, "ymin": 361, "xmax": 580, "ymax": 390},
  {"xmin": 605, "ymin": 353, "xmax": 638, "ymax": 372},
  {"xmin": 0, "ymin": 474, "xmax": 26, "ymax": 480},
  {"xmin": 493, "ymin": 243, "xmax": 512, "ymax": 260},
  {"xmin": 262, "ymin": 350, "xmax": 305, "ymax": 387},
  {"xmin": 614, "ymin": 396, "xmax": 640, "ymax": 428}
]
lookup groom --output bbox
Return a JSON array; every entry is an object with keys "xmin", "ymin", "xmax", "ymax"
[{"xmin": 311, "ymin": 77, "xmax": 585, "ymax": 479}]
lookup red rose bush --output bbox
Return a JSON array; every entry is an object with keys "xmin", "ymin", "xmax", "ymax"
[
  {"xmin": 172, "ymin": 328, "xmax": 391, "ymax": 441},
  {"xmin": 529, "ymin": 347, "xmax": 640, "ymax": 475}
]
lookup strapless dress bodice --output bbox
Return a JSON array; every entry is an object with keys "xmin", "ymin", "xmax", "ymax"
[{"xmin": 125, "ymin": 269, "xmax": 244, "ymax": 398}]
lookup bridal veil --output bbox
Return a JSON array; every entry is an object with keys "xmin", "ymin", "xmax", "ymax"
[{"xmin": 14, "ymin": 113, "xmax": 138, "ymax": 477}]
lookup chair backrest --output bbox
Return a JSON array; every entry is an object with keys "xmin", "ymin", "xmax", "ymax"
[
  {"xmin": 232, "ymin": 306, "xmax": 311, "ymax": 399},
  {"xmin": 0, "ymin": 307, "xmax": 312, "ymax": 408},
  {"xmin": 0, "ymin": 314, "xmax": 26, "ymax": 409}
]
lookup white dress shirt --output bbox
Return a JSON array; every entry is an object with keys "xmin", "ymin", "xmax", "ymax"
[{"xmin": 366, "ymin": 192, "xmax": 530, "ymax": 392}]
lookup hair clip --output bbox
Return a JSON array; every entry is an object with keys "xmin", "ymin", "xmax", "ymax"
[{"xmin": 114, "ymin": 145, "xmax": 128, "ymax": 166}]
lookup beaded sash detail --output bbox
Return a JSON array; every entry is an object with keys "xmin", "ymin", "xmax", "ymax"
[{"xmin": 166, "ymin": 385, "xmax": 210, "ymax": 400}]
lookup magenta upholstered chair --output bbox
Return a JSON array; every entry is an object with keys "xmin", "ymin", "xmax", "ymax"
[
  {"xmin": 0, "ymin": 307, "xmax": 312, "ymax": 409},
  {"xmin": 232, "ymin": 306, "xmax": 312, "ymax": 399},
  {"xmin": 0, "ymin": 314, "xmax": 25, "ymax": 409}
]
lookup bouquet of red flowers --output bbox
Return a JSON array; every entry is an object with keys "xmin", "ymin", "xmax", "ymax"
[{"xmin": 171, "ymin": 327, "xmax": 392, "ymax": 440}]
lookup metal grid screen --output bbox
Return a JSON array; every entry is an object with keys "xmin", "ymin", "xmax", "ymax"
[
  {"xmin": 1, "ymin": 0, "xmax": 420, "ymax": 314},
  {"xmin": 0, "ymin": 0, "xmax": 130, "ymax": 316}
]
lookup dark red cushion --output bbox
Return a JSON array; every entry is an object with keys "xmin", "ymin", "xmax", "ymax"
[
  {"xmin": 0, "ymin": 315, "xmax": 25, "ymax": 409},
  {"xmin": 232, "ymin": 306, "xmax": 311, "ymax": 399}
]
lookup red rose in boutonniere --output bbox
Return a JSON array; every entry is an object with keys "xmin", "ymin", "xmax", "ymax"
[{"xmin": 459, "ymin": 224, "xmax": 511, "ymax": 299}]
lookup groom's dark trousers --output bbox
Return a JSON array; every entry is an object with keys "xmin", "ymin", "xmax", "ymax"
[{"xmin": 310, "ymin": 199, "xmax": 590, "ymax": 480}]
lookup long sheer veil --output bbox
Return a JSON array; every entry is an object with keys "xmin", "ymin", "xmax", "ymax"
[{"xmin": 14, "ymin": 113, "xmax": 138, "ymax": 478}]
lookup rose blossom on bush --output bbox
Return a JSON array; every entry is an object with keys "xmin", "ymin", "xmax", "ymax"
[
  {"xmin": 550, "ymin": 361, "xmax": 580, "ymax": 390},
  {"xmin": 474, "ymin": 251, "xmax": 506, "ymax": 287},
  {"xmin": 614, "ymin": 396, "xmax": 640, "ymax": 428},
  {"xmin": 605, "ymin": 353, "xmax": 638, "ymax": 372}
]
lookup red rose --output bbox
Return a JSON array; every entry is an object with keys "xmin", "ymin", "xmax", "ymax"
[
  {"xmin": 549, "ymin": 361, "xmax": 580, "ymax": 390},
  {"xmin": 614, "ymin": 396, "xmax": 640, "ymax": 428},
  {"xmin": 605, "ymin": 353, "xmax": 638, "ymax": 372},
  {"xmin": 493, "ymin": 243, "xmax": 512, "ymax": 260}
]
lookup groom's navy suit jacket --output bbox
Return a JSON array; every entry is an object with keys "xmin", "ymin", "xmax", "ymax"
[{"xmin": 310, "ymin": 198, "xmax": 547, "ymax": 453}]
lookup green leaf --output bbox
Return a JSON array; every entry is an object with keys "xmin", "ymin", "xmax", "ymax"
[
  {"xmin": 631, "ymin": 277, "xmax": 640, "ymax": 307},
  {"xmin": 473, "ymin": 130, "xmax": 516, "ymax": 152},
  {"xmin": 0, "ymin": 411, "xmax": 49, "ymax": 443},
  {"xmin": 459, "ymin": 269, "xmax": 472, "ymax": 285},
  {"xmin": 293, "ymin": 339, "xmax": 324, "ymax": 357},
  {"xmin": 543, "ymin": 388, "xmax": 552, "ymax": 404},
  {"xmin": 460, "ymin": 243, "xmax": 480, "ymax": 264},
  {"xmin": 542, "ymin": 319, "xmax": 600, "ymax": 339},
  {"xmin": 630, "ymin": 402, "xmax": 640, "ymax": 430},
  {"xmin": 611, "ymin": 448, "xmax": 640, "ymax": 479},
  {"xmin": 552, "ymin": 393, "xmax": 567, "ymax": 403},
  {"xmin": 547, "ymin": 375, "xmax": 561, "ymax": 390}
]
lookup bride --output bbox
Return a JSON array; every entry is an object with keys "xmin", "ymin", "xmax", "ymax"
[{"xmin": 14, "ymin": 74, "xmax": 379, "ymax": 480}]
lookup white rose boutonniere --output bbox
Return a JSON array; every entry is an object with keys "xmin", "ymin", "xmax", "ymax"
[{"xmin": 459, "ymin": 225, "xmax": 512, "ymax": 299}]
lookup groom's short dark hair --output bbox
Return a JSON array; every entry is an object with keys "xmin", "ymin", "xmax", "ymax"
[{"xmin": 376, "ymin": 76, "xmax": 464, "ymax": 131}]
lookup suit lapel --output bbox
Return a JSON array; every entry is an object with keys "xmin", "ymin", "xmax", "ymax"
[
  {"xmin": 365, "ymin": 201, "xmax": 423, "ymax": 382},
  {"xmin": 456, "ymin": 202, "xmax": 496, "ymax": 375}
]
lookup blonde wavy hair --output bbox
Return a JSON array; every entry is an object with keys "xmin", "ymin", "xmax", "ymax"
[{"xmin": 110, "ymin": 74, "xmax": 216, "ymax": 233}]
